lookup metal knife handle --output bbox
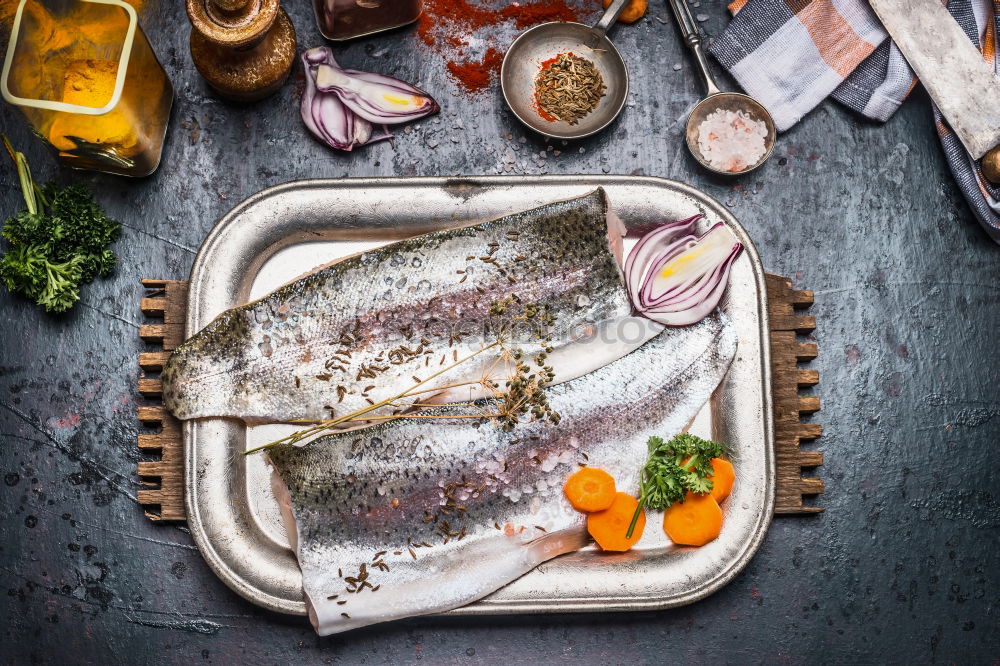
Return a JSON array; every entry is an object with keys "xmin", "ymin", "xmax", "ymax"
[
  {"xmin": 666, "ymin": 0, "xmax": 721, "ymax": 97},
  {"xmin": 593, "ymin": 0, "xmax": 630, "ymax": 37}
]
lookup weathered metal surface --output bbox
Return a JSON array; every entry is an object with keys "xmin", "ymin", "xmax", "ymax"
[
  {"xmin": 0, "ymin": 0, "xmax": 997, "ymax": 662},
  {"xmin": 869, "ymin": 0, "xmax": 1000, "ymax": 159},
  {"xmin": 180, "ymin": 176, "xmax": 774, "ymax": 616}
]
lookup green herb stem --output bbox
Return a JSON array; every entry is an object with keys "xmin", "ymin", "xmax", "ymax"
[{"xmin": 625, "ymin": 499, "xmax": 644, "ymax": 539}]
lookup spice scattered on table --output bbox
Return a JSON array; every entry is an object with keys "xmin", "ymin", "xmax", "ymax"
[
  {"xmin": 534, "ymin": 53, "xmax": 606, "ymax": 124},
  {"xmin": 445, "ymin": 47, "xmax": 504, "ymax": 94},
  {"xmin": 695, "ymin": 108, "xmax": 768, "ymax": 173},
  {"xmin": 418, "ymin": 0, "xmax": 588, "ymax": 94}
]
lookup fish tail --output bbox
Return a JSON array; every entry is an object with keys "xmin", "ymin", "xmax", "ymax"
[{"xmin": 524, "ymin": 527, "xmax": 590, "ymax": 564}]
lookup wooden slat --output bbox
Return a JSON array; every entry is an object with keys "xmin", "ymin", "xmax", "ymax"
[
  {"xmin": 793, "ymin": 477, "xmax": 825, "ymax": 494},
  {"xmin": 768, "ymin": 315, "xmax": 817, "ymax": 333},
  {"xmin": 776, "ymin": 450, "xmax": 823, "ymax": 467},
  {"xmin": 137, "ymin": 405, "xmax": 170, "ymax": 422},
  {"xmin": 797, "ymin": 369, "xmax": 820, "ymax": 387},
  {"xmin": 798, "ymin": 396, "xmax": 821, "ymax": 413},
  {"xmin": 137, "ymin": 432, "xmax": 178, "ymax": 450},
  {"xmin": 796, "ymin": 451, "xmax": 823, "ymax": 467},
  {"xmin": 796, "ymin": 343, "xmax": 819, "ymax": 361},
  {"xmin": 794, "ymin": 423, "xmax": 823, "ymax": 440},
  {"xmin": 138, "ymin": 378, "xmax": 161, "ymax": 397},
  {"xmin": 136, "ymin": 274, "xmax": 826, "ymax": 522},
  {"xmin": 775, "ymin": 505, "xmax": 824, "ymax": 515},
  {"xmin": 139, "ymin": 351, "xmax": 171, "ymax": 371},
  {"xmin": 788, "ymin": 289, "xmax": 814, "ymax": 306},
  {"xmin": 765, "ymin": 273, "xmax": 824, "ymax": 514},
  {"xmin": 139, "ymin": 323, "xmax": 185, "ymax": 351},
  {"xmin": 139, "ymin": 297, "xmax": 166, "ymax": 317},
  {"xmin": 136, "ymin": 279, "xmax": 187, "ymax": 521}
]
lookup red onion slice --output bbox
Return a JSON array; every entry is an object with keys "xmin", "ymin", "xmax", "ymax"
[
  {"xmin": 623, "ymin": 215, "xmax": 700, "ymax": 310},
  {"xmin": 300, "ymin": 47, "xmax": 428, "ymax": 151},
  {"xmin": 625, "ymin": 220, "xmax": 744, "ymax": 327},
  {"xmin": 315, "ymin": 64, "xmax": 440, "ymax": 125}
]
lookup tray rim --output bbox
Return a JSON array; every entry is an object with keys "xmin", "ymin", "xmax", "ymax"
[{"xmin": 182, "ymin": 174, "xmax": 775, "ymax": 617}]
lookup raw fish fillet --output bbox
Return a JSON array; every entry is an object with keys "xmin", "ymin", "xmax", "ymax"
[
  {"xmin": 268, "ymin": 312, "xmax": 737, "ymax": 635},
  {"xmin": 163, "ymin": 189, "xmax": 662, "ymax": 423}
]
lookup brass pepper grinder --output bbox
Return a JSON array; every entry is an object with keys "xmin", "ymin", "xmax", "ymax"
[
  {"xmin": 187, "ymin": 0, "xmax": 296, "ymax": 102},
  {"xmin": 982, "ymin": 145, "xmax": 1000, "ymax": 185}
]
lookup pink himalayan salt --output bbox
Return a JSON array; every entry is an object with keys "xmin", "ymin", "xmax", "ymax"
[{"xmin": 695, "ymin": 108, "xmax": 768, "ymax": 173}]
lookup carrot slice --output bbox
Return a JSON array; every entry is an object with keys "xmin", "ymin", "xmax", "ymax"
[
  {"xmin": 663, "ymin": 491, "xmax": 723, "ymax": 547},
  {"xmin": 587, "ymin": 492, "xmax": 645, "ymax": 551},
  {"xmin": 564, "ymin": 467, "xmax": 616, "ymax": 512},
  {"xmin": 707, "ymin": 458, "xmax": 735, "ymax": 503},
  {"xmin": 602, "ymin": 0, "xmax": 647, "ymax": 23}
]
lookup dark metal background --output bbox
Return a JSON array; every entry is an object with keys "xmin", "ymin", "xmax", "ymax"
[{"xmin": 1, "ymin": 1, "xmax": 997, "ymax": 662}]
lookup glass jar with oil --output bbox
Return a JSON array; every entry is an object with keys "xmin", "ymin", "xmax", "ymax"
[{"xmin": 1, "ymin": 0, "xmax": 173, "ymax": 176}]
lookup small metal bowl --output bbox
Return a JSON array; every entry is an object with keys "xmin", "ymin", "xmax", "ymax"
[
  {"xmin": 501, "ymin": 3, "xmax": 630, "ymax": 140},
  {"xmin": 684, "ymin": 93, "xmax": 776, "ymax": 176}
]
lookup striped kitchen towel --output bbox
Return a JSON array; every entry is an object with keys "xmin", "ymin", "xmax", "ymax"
[{"xmin": 709, "ymin": 0, "xmax": 1000, "ymax": 244}]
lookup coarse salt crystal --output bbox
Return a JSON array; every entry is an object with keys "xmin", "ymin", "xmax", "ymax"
[{"xmin": 695, "ymin": 108, "xmax": 768, "ymax": 173}]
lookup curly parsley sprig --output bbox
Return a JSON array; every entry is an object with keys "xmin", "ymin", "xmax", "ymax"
[
  {"xmin": 626, "ymin": 433, "xmax": 724, "ymax": 538},
  {"xmin": 1, "ymin": 136, "xmax": 119, "ymax": 313}
]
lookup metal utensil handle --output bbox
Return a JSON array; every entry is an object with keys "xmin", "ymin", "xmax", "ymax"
[
  {"xmin": 593, "ymin": 0, "xmax": 630, "ymax": 36},
  {"xmin": 666, "ymin": 0, "xmax": 721, "ymax": 96}
]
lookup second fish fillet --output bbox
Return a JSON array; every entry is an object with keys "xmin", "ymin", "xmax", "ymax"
[{"xmin": 268, "ymin": 312, "xmax": 738, "ymax": 635}]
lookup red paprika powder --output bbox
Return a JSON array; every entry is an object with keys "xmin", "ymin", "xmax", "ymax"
[{"xmin": 419, "ymin": 0, "xmax": 588, "ymax": 94}]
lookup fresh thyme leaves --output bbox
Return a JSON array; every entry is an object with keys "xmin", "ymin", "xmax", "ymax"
[
  {"xmin": 534, "ymin": 53, "xmax": 606, "ymax": 125},
  {"xmin": 244, "ymin": 342, "xmax": 502, "ymax": 454},
  {"xmin": 245, "ymin": 298, "xmax": 561, "ymax": 454},
  {"xmin": 625, "ymin": 433, "xmax": 724, "ymax": 538}
]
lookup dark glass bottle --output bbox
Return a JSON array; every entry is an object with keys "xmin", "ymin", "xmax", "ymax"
[{"xmin": 313, "ymin": 0, "xmax": 422, "ymax": 41}]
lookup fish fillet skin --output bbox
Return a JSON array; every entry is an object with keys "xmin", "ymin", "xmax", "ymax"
[
  {"xmin": 267, "ymin": 312, "xmax": 738, "ymax": 635},
  {"xmin": 162, "ymin": 189, "xmax": 661, "ymax": 423}
]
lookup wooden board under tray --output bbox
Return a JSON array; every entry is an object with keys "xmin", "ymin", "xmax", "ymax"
[{"xmin": 135, "ymin": 274, "xmax": 823, "ymax": 521}]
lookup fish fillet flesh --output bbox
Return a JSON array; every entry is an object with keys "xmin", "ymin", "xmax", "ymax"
[
  {"xmin": 163, "ymin": 189, "xmax": 662, "ymax": 423},
  {"xmin": 267, "ymin": 312, "xmax": 737, "ymax": 635}
]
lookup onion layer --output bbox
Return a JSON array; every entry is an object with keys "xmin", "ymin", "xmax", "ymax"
[
  {"xmin": 301, "ymin": 47, "xmax": 438, "ymax": 151},
  {"xmin": 315, "ymin": 64, "xmax": 439, "ymax": 124},
  {"xmin": 625, "ymin": 219, "xmax": 744, "ymax": 326}
]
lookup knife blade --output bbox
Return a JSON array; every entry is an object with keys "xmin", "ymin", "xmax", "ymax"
[{"xmin": 869, "ymin": 0, "xmax": 1000, "ymax": 159}]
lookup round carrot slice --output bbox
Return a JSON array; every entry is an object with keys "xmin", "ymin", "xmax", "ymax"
[
  {"xmin": 587, "ymin": 492, "xmax": 645, "ymax": 551},
  {"xmin": 663, "ymin": 491, "xmax": 723, "ymax": 547},
  {"xmin": 707, "ymin": 458, "xmax": 735, "ymax": 504},
  {"xmin": 563, "ymin": 467, "xmax": 616, "ymax": 512}
]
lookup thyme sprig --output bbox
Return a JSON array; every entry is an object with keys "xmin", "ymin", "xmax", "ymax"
[{"xmin": 245, "ymin": 298, "xmax": 560, "ymax": 454}]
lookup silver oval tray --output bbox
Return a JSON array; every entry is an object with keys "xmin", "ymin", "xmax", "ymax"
[{"xmin": 183, "ymin": 175, "xmax": 774, "ymax": 617}]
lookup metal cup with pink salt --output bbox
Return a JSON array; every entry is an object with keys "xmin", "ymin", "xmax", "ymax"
[{"xmin": 666, "ymin": 0, "xmax": 775, "ymax": 175}]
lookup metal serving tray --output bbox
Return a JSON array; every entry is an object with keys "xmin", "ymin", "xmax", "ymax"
[{"xmin": 183, "ymin": 176, "xmax": 774, "ymax": 617}]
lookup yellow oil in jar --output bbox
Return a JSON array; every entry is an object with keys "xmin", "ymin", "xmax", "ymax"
[{"xmin": 2, "ymin": 0, "xmax": 173, "ymax": 176}]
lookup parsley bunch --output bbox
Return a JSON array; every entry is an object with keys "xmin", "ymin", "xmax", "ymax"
[
  {"xmin": 0, "ymin": 137, "xmax": 119, "ymax": 313},
  {"xmin": 626, "ymin": 433, "xmax": 724, "ymax": 538}
]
